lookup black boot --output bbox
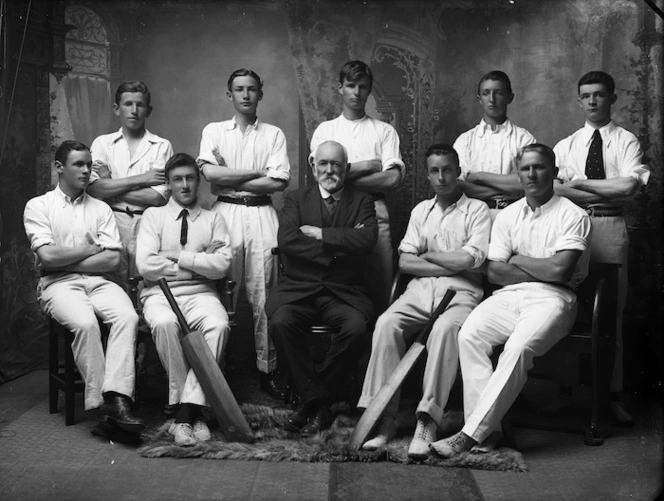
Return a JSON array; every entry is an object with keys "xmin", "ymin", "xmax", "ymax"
[
  {"xmin": 98, "ymin": 393, "xmax": 145, "ymax": 434},
  {"xmin": 260, "ymin": 370, "xmax": 286, "ymax": 400}
]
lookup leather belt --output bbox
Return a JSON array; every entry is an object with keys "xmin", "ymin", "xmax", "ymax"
[
  {"xmin": 486, "ymin": 198, "xmax": 517, "ymax": 210},
  {"xmin": 217, "ymin": 195, "xmax": 272, "ymax": 207},
  {"xmin": 112, "ymin": 206, "xmax": 144, "ymax": 217},
  {"xmin": 582, "ymin": 205, "xmax": 623, "ymax": 218}
]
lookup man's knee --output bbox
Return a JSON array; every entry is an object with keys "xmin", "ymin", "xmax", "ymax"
[{"xmin": 269, "ymin": 307, "xmax": 301, "ymax": 341}]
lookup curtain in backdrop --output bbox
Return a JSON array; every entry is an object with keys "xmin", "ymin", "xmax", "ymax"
[{"xmin": 62, "ymin": 75, "xmax": 112, "ymax": 148}]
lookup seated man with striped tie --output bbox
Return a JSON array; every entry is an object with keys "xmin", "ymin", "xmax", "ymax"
[
  {"xmin": 552, "ymin": 71, "xmax": 650, "ymax": 424},
  {"xmin": 136, "ymin": 153, "xmax": 233, "ymax": 446}
]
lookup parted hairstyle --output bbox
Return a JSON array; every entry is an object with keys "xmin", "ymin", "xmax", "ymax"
[
  {"xmin": 115, "ymin": 81, "xmax": 151, "ymax": 105},
  {"xmin": 477, "ymin": 70, "xmax": 513, "ymax": 95},
  {"xmin": 517, "ymin": 143, "xmax": 556, "ymax": 168},
  {"xmin": 227, "ymin": 68, "xmax": 263, "ymax": 91},
  {"xmin": 425, "ymin": 143, "xmax": 459, "ymax": 166},
  {"xmin": 339, "ymin": 60, "xmax": 373, "ymax": 89},
  {"xmin": 55, "ymin": 140, "xmax": 89, "ymax": 165},
  {"xmin": 165, "ymin": 153, "xmax": 200, "ymax": 180},
  {"xmin": 577, "ymin": 71, "xmax": 615, "ymax": 95}
]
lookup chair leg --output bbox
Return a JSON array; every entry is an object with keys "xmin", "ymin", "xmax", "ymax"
[
  {"xmin": 64, "ymin": 333, "xmax": 77, "ymax": 426},
  {"xmin": 48, "ymin": 319, "xmax": 59, "ymax": 414}
]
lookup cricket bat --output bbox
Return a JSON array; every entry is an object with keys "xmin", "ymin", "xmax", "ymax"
[
  {"xmin": 157, "ymin": 278, "xmax": 254, "ymax": 443},
  {"xmin": 349, "ymin": 289, "xmax": 457, "ymax": 450}
]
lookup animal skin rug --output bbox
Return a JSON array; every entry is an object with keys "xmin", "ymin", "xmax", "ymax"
[{"xmin": 138, "ymin": 404, "xmax": 528, "ymax": 472}]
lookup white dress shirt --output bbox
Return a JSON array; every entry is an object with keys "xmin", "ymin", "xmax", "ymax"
[
  {"xmin": 89, "ymin": 128, "xmax": 173, "ymax": 209},
  {"xmin": 488, "ymin": 194, "xmax": 591, "ymax": 301},
  {"xmin": 23, "ymin": 185, "xmax": 122, "ymax": 288},
  {"xmin": 399, "ymin": 194, "xmax": 491, "ymax": 277},
  {"xmin": 197, "ymin": 118, "xmax": 291, "ymax": 197},
  {"xmin": 453, "ymin": 118, "xmax": 536, "ymax": 179},
  {"xmin": 310, "ymin": 114, "xmax": 405, "ymax": 175},
  {"xmin": 554, "ymin": 120, "xmax": 650, "ymax": 185}
]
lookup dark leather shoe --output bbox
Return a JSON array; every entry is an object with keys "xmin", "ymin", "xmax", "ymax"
[
  {"xmin": 300, "ymin": 405, "xmax": 332, "ymax": 437},
  {"xmin": 98, "ymin": 394, "xmax": 145, "ymax": 434},
  {"xmin": 164, "ymin": 403, "xmax": 181, "ymax": 417},
  {"xmin": 91, "ymin": 420, "xmax": 142, "ymax": 445},
  {"xmin": 284, "ymin": 404, "xmax": 310, "ymax": 432},
  {"xmin": 260, "ymin": 371, "xmax": 286, "ymax": 400}
]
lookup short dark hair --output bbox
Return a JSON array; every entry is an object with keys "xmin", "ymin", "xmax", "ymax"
[
  {"xmin": 425, "ymin": 143, "xmax": 459, "ymax": 166},
  {"xmin": 165, "ymin": 153, "xmax": 199, "ymax": 180},
  {"xmin": 578, "ymin": 71, "xmax": 615, "ymax": 95},
  {"xmin": 517, "ymin": 143, "xmax": 556, "ymax": 168},
  {"xmin": 115, "ymin": 81, "xmax": 151, "ymax": 106},
  {"xmin": 339, "ymin": 60, "xmax": 373, "ymax": 89},
  {"xmin": 477, "ymin": 70, "xmax": 513, "ymax": 95},
  {"xmin": 55, "ymin": 140, "xmax": 89, "ymax": 165},
  {"xmin": 227, "ymin": 68, "xmax": 263, "ymax": 91}
]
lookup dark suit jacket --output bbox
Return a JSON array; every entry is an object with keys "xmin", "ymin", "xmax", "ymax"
[{"xmin": 266, "ymin": 185, "xmax": 378, "ymax": 320}]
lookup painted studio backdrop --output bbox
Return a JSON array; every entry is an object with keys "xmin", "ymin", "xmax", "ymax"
[{"xmin": 0, "ymin": 0, "xmax": 661, "ymax": 385}]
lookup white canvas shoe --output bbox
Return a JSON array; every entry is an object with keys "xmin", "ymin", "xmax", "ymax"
[
  {"xmin": 408, "ymin": 415, "xmax": 437, "ymax": 459},
  {"xmin": 361, "ymin": 417, "xmax": 397, "ymax": 451},
  {"xmin": 430, "ymin": 431, "xmax": 476, "ymax": 458},
  {"xmin": 170, "ymin": 422, "xmax": 196, "ymax": 447},
  {"xmin": 192, "ymin": 420, "xmax": 212, "ymax": 442}
]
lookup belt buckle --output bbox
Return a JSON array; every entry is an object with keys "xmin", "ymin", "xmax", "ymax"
[
  {"xmin": 242, "ymin": 196, "xmax": 251, "ymax": 206},
  {"xmin": 584, "ymin": 206, "xmax": 595, "ymax": 217},
  {"xmin": 125, "ymin": 206, "xmax": 135, "ymax": 218},
  {"xmin": 495, "ymin": 199, "xmax": 508, "ymax": 210}
]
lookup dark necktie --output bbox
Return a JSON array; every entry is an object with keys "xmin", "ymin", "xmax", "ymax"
[
  {"xmin": 585, "ymin": 129, "xmax": 605, "ymax": 180},
  {"xmin": 178, "ymin": 209, "xmax": 188, "ymax": 246},
  {"xmin": 324, "ymin": 196, "xmax": 337, "ymax": 216}
]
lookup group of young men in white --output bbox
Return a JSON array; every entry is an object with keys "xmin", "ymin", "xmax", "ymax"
[{"xmin": 23, "ymin": 60, "xmax": 648, "ymax": 456}]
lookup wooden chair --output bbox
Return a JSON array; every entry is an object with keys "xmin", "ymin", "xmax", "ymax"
[{"xmin": 48, "ymin": 277, "xmax": 236, "ymax": 425}]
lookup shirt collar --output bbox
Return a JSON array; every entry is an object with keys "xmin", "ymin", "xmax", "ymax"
[
  {"xmin": 54, "ymin": 184, "xmax": 87, "ymax": 206},
  {"xmin": 111, "ymin": 128, "xmax": 164, "ymax": 144},
  {"xmin": 166, "ymin": 197, "xmax": 202, "ymax": 221},
  {"xmin": 521, "ymin": 193, "xmax": 559, "ymax": 217},
  {"xmin": 425, "ymin": 192, "xmax": 470, "ymax": 215},
  {"xmin": 338, "ymin": 113, "xmax": 369, "ymax": 124},
  {"xmin": 478, "ymin": 118, "xmax": 513, "ymax": 138},
  {"xmin": 582, "ymin": 120, "xmax": 615, "ymax": 147},
  {"xmin": 227, "ymin": 117, "xmax": 259, "ymax": 131},
  {"xmin": 318, "ymin": 185, "xmax": 344, "ymax": 201}
]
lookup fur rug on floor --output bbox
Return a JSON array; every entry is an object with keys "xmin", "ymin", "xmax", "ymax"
[{"xmin": 138, "ymin": 404, "xmax": 528, "ymax": 472}]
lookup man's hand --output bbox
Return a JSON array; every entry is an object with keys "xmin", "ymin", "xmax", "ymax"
[
  {"xmin": 159, "ymin": 249, "xmax": 180, "ymax": 262},
  {"xmin": 204, "ymin": 240, "xmax": 227, "ymax": 254},
  {"xmin": 300, "ymin": 225, "xmax": 323, "ymax": 240},
  {"xmin": 140, "ymin": 169, "xmax": 166, "ymax": 187},
  {"xmin": 92, "ymin": 161, "xmax": 111, "ymax": 179},
  {"xmin": 211, "ymin": 147, "xmax": 226, "ymax": 166}
]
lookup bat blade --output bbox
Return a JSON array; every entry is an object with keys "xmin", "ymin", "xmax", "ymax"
[
  {"xmin": 348, "ymin": 342, "xmax": 426, "ymax": 449},
  {"xmin": 349, "ymin": 288, "xmax": 457, "ymax": 450},
  {"xmin": 157, "ymin": 278, "xmax": 253, "ymax": 443},
  {"xmin": 181, "ymin": 331, "xmax": 254, "ymax": 443}
]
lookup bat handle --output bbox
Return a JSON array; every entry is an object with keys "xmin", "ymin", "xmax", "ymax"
[
  {"xmin": 157, "ymin": 278, "xmax": 193, "ymax": 335},
  {"xmin": 415, "ymin": 288, "xmax": 457, "ymax": 345}
]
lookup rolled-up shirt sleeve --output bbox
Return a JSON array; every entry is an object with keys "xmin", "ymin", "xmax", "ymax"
[
  {"xmin": 380, "ymin": 126, "xmax": 405, "ymax": 175},
  {"xmin": 398, "ymin": 205, "xmax": 425, "ymax": 255},
  {"xmin": 461, "ymin": 204, "xmax": 492, "ymax": 269},
  {"xmin": 555, "ymin": 213, "xmax": 591, "ymax": 253},
  {"xmin": 96, "ymin": 205, "xmax": 123, "ymax": 251},
  {"xmin": 23, "ymin": 198, "xmax": 54, "ymax": 252},
  {"xmin": 265, "ymin": 129, "xmax": 291, "ymax": 182},
  {"xmin": 487, "ymin": 213, "xmax": 512, "ymax": 263},
  {"xmin": 620, "ymin": 136, "xmax": 650, "ymax": 185},
  {"xmin": 197, "ymin": 123, "xmax": 221, "ymax": 166}
]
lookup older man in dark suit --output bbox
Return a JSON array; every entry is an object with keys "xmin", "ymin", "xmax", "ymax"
[{"xmin": 267, "ymin": 140, "xmax": 378, "ymax": 436}]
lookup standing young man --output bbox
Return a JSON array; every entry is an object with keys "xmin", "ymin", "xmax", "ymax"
[
  {"xmin": 358, "ymin": 144, "xmax": 491, "ymax": 458},
  {"xmin": 431, "ymin": 144, "xmax": 591, "ymax": 457},
  {"xmin": 87, "ymin": 81, "xmax": 173, "ymax": 288},
  {"xmin": 24, "ymin": 141, "xmax": 143, "ymax": 435},
  {"xmin": 310, "ymin": 60, "xmax": 405, "ymax": 313},
  {"xmin": 553, "ymin": 71, "xmax": 650, "ymax": 424},
  {"xmin": 197, "ymin": 69, "xmax": 290, "ymax": 398},
  {"xmin": 454, "ymin": 71, "xmax": 536, "ymax": 215},
  {"xmin": 136, "ymin": 153, "xmax": 232, "ymax": 446}
]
